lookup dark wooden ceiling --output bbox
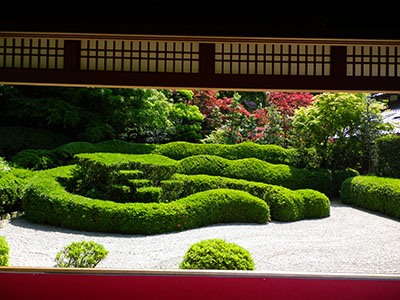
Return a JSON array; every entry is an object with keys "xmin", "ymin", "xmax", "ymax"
[{"xmin": 1, "ymin": 5, "xmax": 399, "ymax": 40}]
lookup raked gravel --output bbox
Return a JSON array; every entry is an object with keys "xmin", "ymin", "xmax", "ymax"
[{"xmin": 1, "ymin": 201, "xmax": 400, "ymax": 274}]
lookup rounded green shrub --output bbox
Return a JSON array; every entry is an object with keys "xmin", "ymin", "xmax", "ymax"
[
  {"xmin": 179, "ymin": 239, "xmax": 255, "ymax": 270},
  {"xmin": 0, "ymin": 236, "xmax": 9, "ymax": 266},
  {"xmin": 171, "ymin": 173, "xmax": 330, "ymax": 222},
  {"xmin": 341, "ymin": 175, "xmax": 400, "ymax": 219},
  {"xmin": 55, "ymin": 240, "xmax": 109, "ymax": 268},
  {"xmin": 295, "ymin": 189, "xmax": 330, "ymax": 219}
]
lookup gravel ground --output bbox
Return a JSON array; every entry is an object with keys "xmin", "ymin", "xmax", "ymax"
[{"xmin": 1, "ymin": 201, "xmax": 400, "ymax": 274}]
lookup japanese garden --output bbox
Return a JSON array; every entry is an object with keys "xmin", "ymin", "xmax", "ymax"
[{"xmin": 1, "ymin": 86, "xmax": 399, "ymax": 271}]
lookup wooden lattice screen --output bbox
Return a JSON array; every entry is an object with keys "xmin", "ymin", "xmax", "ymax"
[{"xmin": 1, "ymin": 32, "xmax": 400, "ymax": 92}]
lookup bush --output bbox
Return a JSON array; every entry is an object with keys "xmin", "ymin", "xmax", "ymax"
[
  {"xmin": 179, "ymin": 239, "xmax": 255, "ymax": 270},
  {"xmin": 169, "ymin": 102, "xmax": 204, "ymax": 141},
  {"xmin": 291, "ymin": 93, "xmax": 391, "ymax": 170},
  {"xmin": 154, "ymin": 141, "xmax": 320, "ymax": 169},
  {"xmin": 54, "ymin": 241, "xmax": 109, "ymax": 268},
  {"xmin": 374, "ymin": 135, "xmax": 400, "ymax": 178},
  {"xmin": 0, "ymin": 236, "xmax": 9, "ymax": 266},
  {"xmin": 171, "ymin": 174, "xmax": 330, "ymax": 221},
  {"xmin": 341, "ymin": 175, "xmax": 400, "ymax": 219},
  {"xmin": 0, "ymin": 172, "xmax": 24, "ymax": 214},
  {"xmin": 22, "ymin": 166, "xmax": 270, "ymax": 234},
  {"xmin": 176, "ymin": 155, "xmax": 357, "ymax": 197},
  {"xmin": 10, "ymin": 149, "xmax": 55, "ymax": 170},
  {"xmin": 296, "ymin": 189, "xmax": 330, "ymax": 219}
]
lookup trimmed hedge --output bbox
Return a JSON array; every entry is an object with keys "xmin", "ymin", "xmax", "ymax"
[
  {"xmin": 11, "ymin": 139, "xmax": 323, "ymax": 171},
  {"xmin": 341, "ymin": 175, "xmax": 400, "ymax": 219},
  {"xmin": 374, "ymin": 135, "xmax": 400, "ymax": 178},
  {"xmin": 180, "ymin": 239, "xmax": 255, "ymax": 270},
  {"xmin": 176, "ymin": 155, "xmax": 358, "ymax": 197},
  {"xmin": 154, "ymin": 141, "xmax": 320, "ymax": 168},
  {"xmin": 169, "ymin": 174, "xmax": 330, "ymax": 221},
  {"xmin": 22, "ymin": 166, "xmax": 270, "ymax": 234},
  {"xmin": 73, "ymin": 153, "xmax": 177, "ymax": 192},
  {"xmin": 71, "ymin": 152, "xmax": 355, "ymax": 197},
  {"xmin": 66, "ymin": 151, "xmax": 331, "ymax": 222},
  {"xmin": 0, "ymin": 236, "xmax": 9, "ymax": 266},
  {"xmin": 11, "ymin": 139, "xmax": 158, "ymax": 170}
]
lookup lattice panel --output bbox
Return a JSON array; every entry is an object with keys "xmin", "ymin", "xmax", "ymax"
[
  {"xmin": 0, "ymin": 38, "xmax": 64, "ymax": 69},
  {"xmin": 80, "ymin": 40, "xmax": 200, "ymax": 73},
  {"xmin": 346, "ymin": 46, "xmax": 400, "ymax": 77},
  {"xmin": 215, "ymin": 43, "xmax": 331, "ymax": 76}
]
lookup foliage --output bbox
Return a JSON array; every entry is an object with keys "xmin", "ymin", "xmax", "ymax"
[
  {"xmin": 169, "ymin": 102, "xmax": 204, "ymax": 141},
  {"xmin": 0, "ymin": 86, "xmax": 177, "ymax": 143},
  {"xmin": 179, "ymin": 239, "xmax": 255, "ymax": 270},
  {"xmin": 186, "ymin": 90, "xmax": 220, "ymax": 135},
  {"xmin": 187, "ymin": 90, "xmax": 215, "ymax": 110},
  {"xmin": 265, "ymin": 92, "xmax": 314, "ymax": 146},
  {"xmin": 115, "ymin": 89, "xmax": 175, "ymax": 143},
  {"xmin": 54, "ymin": 241, "xmax": 109, "ymax": 268},
  {"xmin": 207, "ymin": 95, "xmax": 285, "ymax": 145},
  {"xmin": 341, "ymin": 175, "xmax": 400, "ymax": 219},
  {"xmin": 218, "ymin": 91, "xmax": 268, "ymax": 111},
  {"xmin": 203, "ymin": 92, "xmax": 314, "ymax": 146},
  {"xmin": 291, "ymin": 93, "xmax": 392, "ymax": 170},
  {"xmin": 0, "ymin": 236, "xmax": 9, "ymax": 266},
  {"xmin": 373, "ymin": 134, "xmax": 400, "ymax": 178}
]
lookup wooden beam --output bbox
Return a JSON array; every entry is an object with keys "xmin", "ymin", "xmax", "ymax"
[
  {"xmin": 2, "ymin": 31, "xmax": 400, "ymax": 46},
  {"xmin": 1, "ymin": 32, "xmax": 400, "ymax": 92}
]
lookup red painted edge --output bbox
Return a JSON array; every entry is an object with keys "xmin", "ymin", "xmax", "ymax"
[{"xmin": 1, "ymin": 269, "xmax": 400, "ymax": 300}]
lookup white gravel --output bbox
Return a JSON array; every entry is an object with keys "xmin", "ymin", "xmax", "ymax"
[{"xmin": 1, "ymin": 201, "xmax": 400, "ymax": 274}]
